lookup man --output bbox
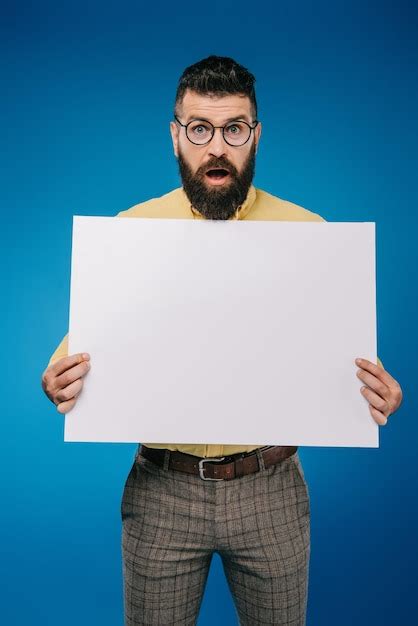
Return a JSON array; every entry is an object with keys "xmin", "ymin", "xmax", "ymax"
[{"xmin": 41, "ymin": 56, "xmax": 403, "ymax": 626}]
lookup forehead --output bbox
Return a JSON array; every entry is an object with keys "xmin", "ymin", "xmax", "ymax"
[{"xmin": 179, "ymin": 90, "xmax": 253, "ymax": 122}]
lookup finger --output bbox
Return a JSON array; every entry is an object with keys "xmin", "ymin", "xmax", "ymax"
[
  {"xmin": 51, "ymin": 353, "xmax": 90, "ymax": 377},
  {"xmin": 355, "ymin": 358, "xmax": 396, "ymax": 387},
  {"xmin": 55, "ymin": 360, "xmax": 91, "ymax": 390},
  {"xmin": 360, "ymin": 386, "xmax": 390, "ymax": 416},
  {"xmin": 368, "ymin": 403, "xmax": 388, "ymax": 426},
  {"xmin": 356, "ymin": 369, "xmax": 390, "ymax": 400},
  {"xmin": 56, "ymin": 398, "xmax": 77, "ymax": 414},
  {"xmin": 55, "ymin": 378, "xmax": 83, "ymax": 404}
]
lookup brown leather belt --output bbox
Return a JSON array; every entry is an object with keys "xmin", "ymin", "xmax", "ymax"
[{"xmin": 138, "ymin": 444, "xmax": 298, "ymax": 481}]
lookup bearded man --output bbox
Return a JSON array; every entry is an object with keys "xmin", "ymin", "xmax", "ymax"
[{"xmin": 42, "ymin": 55, "xmax": 403, "ymax": 626}]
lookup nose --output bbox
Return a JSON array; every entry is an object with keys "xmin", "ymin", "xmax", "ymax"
[{"xmin": 208, "ymin": 127, "xmax": 227, "ymax": 157}]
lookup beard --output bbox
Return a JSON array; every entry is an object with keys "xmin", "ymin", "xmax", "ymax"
[{"xmin": 177, "ymin": 143, "xmax": 256, "ymax": 220}]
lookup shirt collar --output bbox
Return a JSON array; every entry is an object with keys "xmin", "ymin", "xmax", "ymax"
[{"xmin": 181, "ymin": 184, "xmax": 257, "ymax": 221}]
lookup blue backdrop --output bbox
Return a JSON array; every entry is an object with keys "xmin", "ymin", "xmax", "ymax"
[{"xmin": 2, "ymin": 1, "xmax": 417, "ymax": 624}]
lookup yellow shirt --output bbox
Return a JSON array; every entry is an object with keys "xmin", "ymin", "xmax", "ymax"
[{"xmin": 48, "ymin": 184, "xmax": 383, "ymax": 458}]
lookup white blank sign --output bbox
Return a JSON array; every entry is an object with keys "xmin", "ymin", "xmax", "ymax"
[{"xmin": 66, "ymin": 216, "xmax": 378, "ymax": 447}]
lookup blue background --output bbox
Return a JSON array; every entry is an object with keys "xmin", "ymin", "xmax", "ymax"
[{"xmin": 2, "ymin": 0, "xmax": 417, "ymax": 624}]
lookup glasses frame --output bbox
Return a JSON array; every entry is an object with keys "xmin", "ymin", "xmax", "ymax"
[{"xmin": 174, "ymin": 114, "xmax": 259, "ymax": 147}]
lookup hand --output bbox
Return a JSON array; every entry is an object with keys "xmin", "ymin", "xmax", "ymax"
[
  {"xmin": 41, "ymin": 353, "xmax": 91, "ymax": 414},
  {"xmin": 355, "ymin": 358, "xmax": 403, "ymax": 426}
]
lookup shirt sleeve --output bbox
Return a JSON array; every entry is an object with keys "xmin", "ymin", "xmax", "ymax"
[
  {"xmin": 48, "ymin": 333, "xmax": 69, "ymax": 367},
  {"xmin": 46, "ymin": 207, "xmax": 133, "ymax": 368}
]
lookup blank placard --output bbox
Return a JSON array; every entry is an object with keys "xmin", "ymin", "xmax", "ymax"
[{"xmin": 66, "ymin": 217, "xmax": 378, "ymax": 447}]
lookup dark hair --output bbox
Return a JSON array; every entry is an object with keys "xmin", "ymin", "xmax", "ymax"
[{"xmin": 174, "ymin": 55, "xmax": 257, "ymax": 119}]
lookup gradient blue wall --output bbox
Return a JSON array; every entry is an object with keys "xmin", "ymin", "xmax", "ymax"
[{"xmin": 2, "ymin": 1, "xmax": 417, "ymax": 624}]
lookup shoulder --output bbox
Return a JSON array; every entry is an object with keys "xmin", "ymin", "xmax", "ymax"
[
  {"xmin": 115, "ymin": 187, "xmax": 188, "ymax": 218},
  {"xmin": 252, "ymin": 188, "xmax": 327, "ymax": 222}
]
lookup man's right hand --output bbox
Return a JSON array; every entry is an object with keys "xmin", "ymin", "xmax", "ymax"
[{"xmin": 41, "ymin": 353, "xmax": 91, "ymax": 414}]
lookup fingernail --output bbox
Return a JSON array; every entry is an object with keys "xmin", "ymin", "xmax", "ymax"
[
  {"xmin": 355, "ymin": 358, "xmax": 362, "ymax": 364},
  {"xmin": 83, "ymin": 353, "xmax": 90, "ymax": 360}
]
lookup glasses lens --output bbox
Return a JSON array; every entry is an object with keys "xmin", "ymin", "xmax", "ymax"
[
  {"xmin": 223, "ymin": 122, "xmax": 251, "ymax": 146},
  {"xmin": 186, "ymin": 120, "xmax": 213, "ymax": 144}
]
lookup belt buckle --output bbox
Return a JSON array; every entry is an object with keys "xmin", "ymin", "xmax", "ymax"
[{"xmin": 198, "ymin": 457, "xmax": 226, "ymax": 481}]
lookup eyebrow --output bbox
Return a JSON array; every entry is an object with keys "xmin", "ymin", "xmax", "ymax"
[{"xmin": 186, "ymin": 115, "xmax": 251, "ymax": 124}]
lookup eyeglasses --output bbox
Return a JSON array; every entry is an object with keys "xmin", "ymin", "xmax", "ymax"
[{"xmin": 174, "ymin": 114, "xmax": 259, "ymax": 147}]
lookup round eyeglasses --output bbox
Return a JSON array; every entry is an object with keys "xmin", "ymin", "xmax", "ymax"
[{"xmin": 174, "ymin": 114, "xmax": 259, "ymax": 147}]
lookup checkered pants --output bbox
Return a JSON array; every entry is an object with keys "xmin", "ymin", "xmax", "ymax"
[{"xmin": 121, "ymin": 447, "xmax": 310, "ymax": 626}]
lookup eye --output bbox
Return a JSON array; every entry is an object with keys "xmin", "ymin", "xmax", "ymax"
[
  {"xmin": 225, "ymin": 122, "xmax": 244, "ymax": 135},
  {"xmin": 189, "ymin": 121, "xmax": 211, "ymax": 136}
]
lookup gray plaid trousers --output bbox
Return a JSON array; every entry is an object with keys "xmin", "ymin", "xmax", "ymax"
[{"xmin": 121, "ymin": 448, "xmax": 310, "ymax": 626}]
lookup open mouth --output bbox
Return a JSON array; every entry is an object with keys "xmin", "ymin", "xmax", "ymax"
[{"xmin": 205, "ymin": 168, "xmax": 230, "ymax": 183}]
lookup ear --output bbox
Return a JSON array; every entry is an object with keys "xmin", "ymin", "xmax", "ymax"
[
  {"xmin": 170, "ymin": 121, "xmax": 179, "ymax": 157},
  {"xmin": 254, "ymin": 121, "xmax": 262, "ymax": 154}
]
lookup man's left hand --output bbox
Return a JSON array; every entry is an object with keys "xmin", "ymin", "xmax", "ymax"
[{"xmin": 355, "ymin": 358, "xmax": 403, "ymax": 426}]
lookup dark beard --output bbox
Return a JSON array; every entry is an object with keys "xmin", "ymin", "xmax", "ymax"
[{"xmin": 177, "ymin": 144, "xmax": 256, "ymax": 220}]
